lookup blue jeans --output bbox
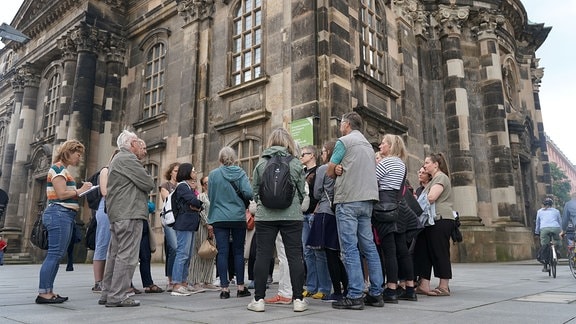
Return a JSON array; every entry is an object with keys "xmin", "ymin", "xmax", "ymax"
[
  {"xmin": 172, "ymin": 230, "xmax": 195, "ymax": 283},
  {"xmin": 163, "ymin": 224, "xmax": 177, "ymax": 278},
  {"xmin": 303, "ymin": 213, "xmax": 331, "ymax": 294},
  {"xmin": 38, "ymin": 204, "xmax": 76, "ymax": 293},
  {"xmin": 214, "ymin": 226, "xmax": 246, "ymax": 288},
  {"xmin": 335, "ymin": 201, "xmax": 383, "ymax": 299}
]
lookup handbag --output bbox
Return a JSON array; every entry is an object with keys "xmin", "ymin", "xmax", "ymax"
[
  {"xmin": 198, "ymin": 237, "xmax": 218, "ymax": 259},
  {"xmin": 30, "ymin": 214, "xmax": 48, "ymax": 250},
  {"xmin": 246, "ymin": 209, "xmax": 255, "ymax": 230},
  {"xmin": 372, "ymin": 170, "xmax": 406, "ymax": 223}
]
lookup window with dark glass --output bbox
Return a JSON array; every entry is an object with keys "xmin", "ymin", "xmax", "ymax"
[
  {"xmin": 44, "ymin": 73, "xmax": 60, "ymax": 137},
  {"xmin": 232, "ymin": 138, "xmax": 261, "ymax": 178},
  {"xmin": 143, "ymin": 43, "xmax": 166, "ymax": 119},
  {"xmin": 360, "ymin": 0, "xmax": 387, "ymax": 83}
]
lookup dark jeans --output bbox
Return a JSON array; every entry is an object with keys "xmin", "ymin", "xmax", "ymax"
[
  {"xmin": 139, "ymin": 220, "xmax": 154, "ymax": 287},
  {"xmin": 253, "ymin": 221, "xmax": 304, "ymax": 301},
  {"xmin": 325, "ymin": 248, "xmax": 348, "ymax": 295},
  {"xmin": 214, "ymin": 226, "xmax": 246, "ymax": 288}
]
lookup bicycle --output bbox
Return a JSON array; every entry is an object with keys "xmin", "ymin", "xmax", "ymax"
[
  {"xmin": 567, "ymin": 238, "xmax": 576, "ymax": 279},
  {"xmin": 544, "ymin": 232, "xmax": 558, "ymax": 278}
]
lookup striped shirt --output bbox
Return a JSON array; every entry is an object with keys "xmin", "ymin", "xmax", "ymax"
[
  {"xmin": 47, "ymin": 162, "xmax": 79, "ymax": 210},
  {"xmin": 376, "ymin": 156, "xmax": 406, "ymax": 191}
]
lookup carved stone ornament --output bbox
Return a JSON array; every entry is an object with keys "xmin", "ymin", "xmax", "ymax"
[
  {"xmin": 98, "ymin": 0, "xmax": 126, "ymax": 10},
  {"xmin": 471, "ymin": 10, "xmax": 505, "ymax": 38},
  {"xmin": 434, "ymin": 5, "xmax": 469, "ymax": 37},
  {"xmin": 17, "ymin": 64, "xmax": 40, "ymax": 88},
  {"xmin": 105, "ymin": 34, "xmax": 127, "ymax": 63},
  {"xmin": 70, "ymin": 24, "xmax": 105, "ymax": 54},
  {"xmin": 177, "ymin": 0, "xmax": 215, "ymax": 22},
  {"xmin": 11, "ymin": 73, "xmax": 25, "ymax": 92}
]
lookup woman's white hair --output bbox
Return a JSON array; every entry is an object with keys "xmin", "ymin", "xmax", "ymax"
[{"xmin": 117, "ymin": 130, "xmax": 137, "ymax": 150}]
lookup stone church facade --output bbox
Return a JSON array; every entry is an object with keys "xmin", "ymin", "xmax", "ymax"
[{"xmin": 0, "ymin": 0, "xmax": 552, "ymax": 262}]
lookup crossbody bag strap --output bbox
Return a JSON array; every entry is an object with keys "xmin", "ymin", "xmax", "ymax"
[{"xmin": 396, "ymin": 169, "xmax": 407, "ymax": 202}]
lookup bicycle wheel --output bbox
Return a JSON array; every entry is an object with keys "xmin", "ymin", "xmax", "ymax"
[
  {"xmin": 569, "ymin": 250, "xmax": 576, "ymax": 279},
  {"xmin": 551, "ymin": 245, "xmax": 557, "ymax": 278}
]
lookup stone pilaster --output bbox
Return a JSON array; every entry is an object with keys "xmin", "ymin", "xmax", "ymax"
[
  {"xmin": 473, "ymin": 11, "xmax": 518, "ymax": 226},
  {"xmin": 435, "ymin": 5, "xmax": 478, "ymax": 223},
  {"xmin": 3, "ymin": 65, "xmax": 40, "ymax": 232},
  {"xmin": 55, "ymin": 35, "xmax": 78, "ymax": 141}
]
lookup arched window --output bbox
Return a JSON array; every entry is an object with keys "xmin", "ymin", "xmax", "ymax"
[
  {"xmin": 0, "ymin": 125, "xmax": 5, "ymax": 165},
  {"xmin": 360, "ymin": 0, "xmax": 387, "ymax": 83},
  {"xmin": 143, "ymin": 43, "xmax": 166, "ymax": 119},
  {"xmin": 44, "ymin": 73, "xmax": 61, "ymax": 137},
  {"xmin": 232, "ymin": 138, "xmax": 261, "ymax": 178},
  {"xmin": 231, "ymin": 0, "xmax": 263, "ymax": 86}
]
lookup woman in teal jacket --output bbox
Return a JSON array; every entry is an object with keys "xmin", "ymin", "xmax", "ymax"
[{"xmin": 208, "ymin": 146, "xmax": 253, "ymax": 299}]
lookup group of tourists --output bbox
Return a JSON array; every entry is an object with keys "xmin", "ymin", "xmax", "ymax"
[{"xmin": 35, "ymin": 112, "xmax": 465, "ymax": 312}]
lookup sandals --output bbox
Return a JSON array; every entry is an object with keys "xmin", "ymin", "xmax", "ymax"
[
  {"xmin": 144, "ymin": 284, "xmax": 164, "ymax": 293},
  {"xmin": 427, "ymin": 287, "xmax": 450, "ymax": 296}
]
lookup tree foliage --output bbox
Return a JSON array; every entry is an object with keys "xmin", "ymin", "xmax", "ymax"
[{"xmin": 550, "ymin": 162, "xmax": 572, "ymax": 212}]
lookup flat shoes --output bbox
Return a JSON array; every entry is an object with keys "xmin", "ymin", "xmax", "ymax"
[{"xmin": 35, "ymin": 295, "xmax": 64, "ymax": 304}]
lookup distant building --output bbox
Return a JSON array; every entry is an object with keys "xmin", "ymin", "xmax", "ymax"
[
  {"xmin": 0, "ymin": 0, "xmax": 555, "ymax": 262},
  {"xmin": 545, "ymin": 135, "xmax": 576, "ymax": 194}
]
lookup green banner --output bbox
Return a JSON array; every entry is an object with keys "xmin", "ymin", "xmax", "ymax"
[{"xmin": 290, "ymin": 117, "xmax": 314, "ymax": 147}]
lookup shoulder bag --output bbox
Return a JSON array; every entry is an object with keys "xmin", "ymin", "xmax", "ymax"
[{"xmin": 372, "ymin": 170, "xmax": 406, "ymax": 223}]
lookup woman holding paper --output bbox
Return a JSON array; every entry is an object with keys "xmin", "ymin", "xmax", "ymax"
[{"xmin": 36, "ymin": 139, "xmax": 92, "ymax": 304}]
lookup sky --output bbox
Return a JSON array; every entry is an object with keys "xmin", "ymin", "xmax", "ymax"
[{"xmin": 0, "ymin": 0, "xmax": 574, "ymax": 163}]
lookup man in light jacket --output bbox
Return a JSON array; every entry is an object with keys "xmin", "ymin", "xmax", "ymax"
[{"xmin": 100, "ymin": 130, "xmax": 155, "ymax": 307}]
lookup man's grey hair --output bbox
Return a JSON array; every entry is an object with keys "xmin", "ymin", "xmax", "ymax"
[
  {"xmin": 219, "ymin": 146, "xmax": 238, "ymax": 166},
  {"xmin": 117, "ymin": 130, "xmax": 138, "ymax": 150}
]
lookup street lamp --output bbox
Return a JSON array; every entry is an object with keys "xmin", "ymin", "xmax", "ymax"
[{"xmin": 0, "ymin": 23, "xmax": 30, "ymax": 44}]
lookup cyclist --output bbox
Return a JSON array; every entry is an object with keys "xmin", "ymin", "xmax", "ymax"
[
  {"xmin": 535, "ymin": 197, "xmax": 563, "ymax": 272},
  {"xmin": 561, "ymin": 192, "xmax": 576, "ymax": 250}
]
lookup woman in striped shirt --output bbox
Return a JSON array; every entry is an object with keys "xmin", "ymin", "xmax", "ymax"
[{"xmin": 36, "ymin": 139, "xmax": 92, "ymax": 304}]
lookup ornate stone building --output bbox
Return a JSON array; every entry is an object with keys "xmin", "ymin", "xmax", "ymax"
[{"xmin": 0, "ymin": 0, "xmax": 553, "ymax": 262}]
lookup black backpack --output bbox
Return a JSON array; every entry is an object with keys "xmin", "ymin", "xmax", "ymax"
[
  {"xmin": 259, "ymin": 155, "xmax": 294, "ymax": 209},
  {"xmin": 85, "ymin": 215, "xmax": 97, "ymax": 250},
  {"xmin": 85, "ymin": 169, "xmax": 103, "ymax": 210}
]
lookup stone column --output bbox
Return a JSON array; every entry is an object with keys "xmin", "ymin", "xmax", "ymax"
[
  {"xmin": 434, "ymin": 5, "xmax": 479, "ymax": 223},
  {"xmin": 474, "ymin": 12, "xmax": 518, "ymax": 226},
  {"xmin": 0, "ymin": 75, "xmax": 24, "ymax": 195},
  {"xmin": 98, "ymin": 34, "xmax": 126, "ymax": 163},
  {"xmin": 65, "ymin": 24, "xmax": 101, "ymax": 148},
  {"xmin": 55, "ymin": 34, "xmax": 78, "ymax": 141},
  {"xmin": 177, "ymin": 0, "xmax": 215, "ymax": 173},
  {"xmin": 3, "ymin": 65, "xmax": 40, "ymax": 232}
]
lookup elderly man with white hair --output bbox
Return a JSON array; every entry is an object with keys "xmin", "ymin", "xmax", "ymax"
[{"xmin": 99, "ymin": 130, "xmax": 155, "ymax": 307}]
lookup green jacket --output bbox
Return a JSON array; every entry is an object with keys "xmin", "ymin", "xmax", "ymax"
[
  {"xmin": 106, "ymin": 148, "xmax": 155, "ymax": 223},
  {"xmin": 251, "ymin": 146, "xmax": 305, "ymax": 221}
]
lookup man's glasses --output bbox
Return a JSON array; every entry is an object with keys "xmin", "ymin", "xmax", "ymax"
[{"xmin": 300, "ymin": 152, "xmax": 312, "ymax": 158}]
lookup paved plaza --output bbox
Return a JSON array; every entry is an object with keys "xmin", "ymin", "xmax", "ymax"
[{"xmin": 1, "ymin": 260, "xmax": 575, "ymax": 323}]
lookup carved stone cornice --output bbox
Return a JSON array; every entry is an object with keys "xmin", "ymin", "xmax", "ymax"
[
  {"xmin": 177, "ymin": 0, "xmax": 215, "ymax": 22},
  {"xmin": 434, "ymin": 5, "xmax": 469, "ymax": 37},
  {"xmin": 471, "ymin": 10, "xmax": 505, "ymax": 39},
  {"xmin": 97, "ymin": 0, "xmax": 127, "ymax": 11},
  {"xmin": 70, "ymin": 24, "xmax": 105, "ymax": 54},
  {"xmin": 105, "ymin": 34, "xmax": 127, "ymax": 63},
  {"xmin": 17, "ymin": 64, "xmax": 40, "ymax": 88},
  {"xmin": 57, "ymin": 35, "xmax": 78, "ymax": 62},
  {"xmin": 11, "ymin": 73, "xmax": 25, "ymax": 93}
]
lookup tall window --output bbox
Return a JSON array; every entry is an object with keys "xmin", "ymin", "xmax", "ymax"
[
  {"xmin": 143, "ymin": 43, "xmax": 166, "ymax": 119},
  {"xmin": 44, "ymin": 74, "xmax": 61, "ymax": 137},
  {"xmin": 360, "ymin": 0, "xmax": 387, "ymax": 83},
  {"xmin": 145, "ymin": 162, "xmax": 160, "ymax": 206},
  {"xmin": 0, "ymin": 125, "xmax": 5, "ymax": 166},
  {"xmin": 231, "ymin": 0, "xmax": 263, "ymax": 86},
  {"xmin": 233, "ymin": 138, "xmax": 261, "ymax": 178}
]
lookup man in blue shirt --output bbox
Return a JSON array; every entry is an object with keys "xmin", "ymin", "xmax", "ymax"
[
  {"xmin": 535, "ymin": 197, "xmax": 562, "ymax": 272},
  {"xmin": 561, "ymin": 192, "xmax": 576, "ymax": 248}
]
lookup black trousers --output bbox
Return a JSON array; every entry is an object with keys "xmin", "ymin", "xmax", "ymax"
[
  {"xmin": 139, "ymin": 220, "xmax": 154, "ymax": 287},
  {"xmin": 325, "ymin": 248, "xmax": 348, "ymax": 295},
  {"xmin": 253, "ymin": 221, "xmax": 304, "ymax": 300},
  {"xmin": 413, "ymin": 219, "xmax": 454, "ymax": 280}
]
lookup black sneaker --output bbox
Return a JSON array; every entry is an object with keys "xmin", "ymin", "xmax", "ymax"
[
  {"xmin": 397, "ymin": 289, "xmax": 418, "ymax": 301},
  {"xmin": 220, "ymin": 290, "xmax": 231, "ymax": 299},
  {"xmin": 237, "ymin": 287, "xmax": 251, "ymax": 298},
  {"xmin": 364, "ymin": 293, "xmax": 384, "ymax": 307},
  {"xmin": 331, "ymin": 296, "xmax": 364, "ymax": 310},
  {"xmin": 383, "ymin": 288, "xmax": 398, "ymax": 304}
]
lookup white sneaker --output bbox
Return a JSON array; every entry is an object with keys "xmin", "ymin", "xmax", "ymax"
[
  {"xmin": 293, "ymin": 298, "xmax": 308, "ymax": 312},
  {"xmin": 171, "ymin": 286, "xmax": 192, "ymax": 296},
  {"xmin": 187, "ymin": 284, "xmax": 206, "ymax": 294},
  {"xmin": 213, "ymin": 277, "xmax": 221, "ymax": 287},
  {"xmin": 247, "ymin": 298, "xmax": 265, "ymax": 312}
]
